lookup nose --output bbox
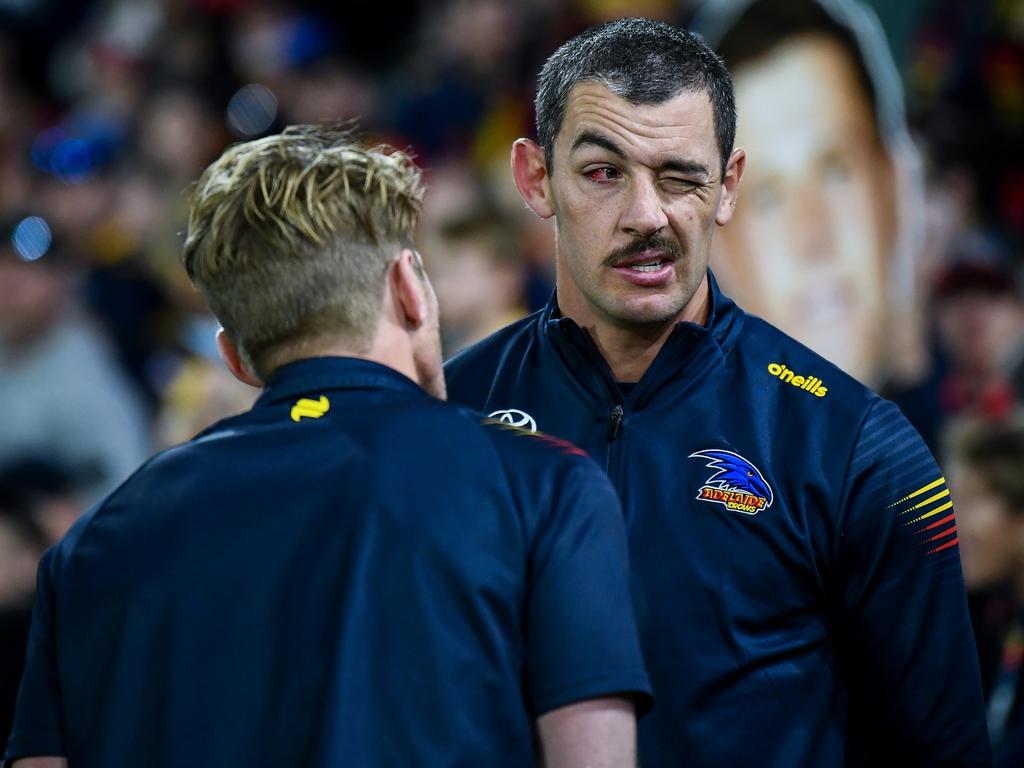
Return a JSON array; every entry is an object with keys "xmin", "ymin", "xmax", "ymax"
[{"xmin": 620, "ymin": 176, "xmax": 668, "ymax": 238}]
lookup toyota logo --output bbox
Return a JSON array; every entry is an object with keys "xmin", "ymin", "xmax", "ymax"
[{"xmin": 488, "ymin": 409, "xmax": 538, "ymax": 432}]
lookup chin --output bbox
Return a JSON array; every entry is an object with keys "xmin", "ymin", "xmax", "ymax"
[{"xmin": 609, "ymin": 294, "xmax": 689, "ymax": 326}]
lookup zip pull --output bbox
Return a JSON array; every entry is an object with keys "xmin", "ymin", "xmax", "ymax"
[{"xmin": 607, "ymin": 404, "xmax": 624, "ymax": 441}]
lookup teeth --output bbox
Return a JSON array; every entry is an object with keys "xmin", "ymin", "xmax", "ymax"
[{"xmin": 631, "ymin": 262, "xmax": 664, "ymax": 272}]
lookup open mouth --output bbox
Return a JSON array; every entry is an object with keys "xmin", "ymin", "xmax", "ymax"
[
  {"xmin": 611, "ymin": 250, "xmax": 677, "ymax": 286},
  {"xmin": 613, "ymin": 249, "xmax": 675, "ymax": 267},
  {"xmin": 627, "ymin": 260, "xmax": 670, "ymax": 272}
]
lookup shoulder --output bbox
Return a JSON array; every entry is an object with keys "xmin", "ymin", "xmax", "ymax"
[
  {"xmin": 733, "ymin": 313, "xmax": 933, "ymax": 476},
  {"xmin": 444, "ymin": 403, "xmax": 601, "ymax": 478},
  {"xmin": 477, "ymin": 418, "xmax": 591, "ymax": 466},
  {"xmin": 44, "ymin": 438, "xmax": 186, "ymax": 575},
  {"xmin": 731, "ymin": 310, "xmax": 880, "ymax": 419},
  {"xmin": 721, "ymin": 308, "xmax": 929, "ymax": 490},
  {"xmin": 429, "ymin": 405, "xmax": 612, "ymax": 520},
  {"xmin": 445, "ymin": 310, "xmax": 543, "ymax": 371},
  {"xmin": 366, "ymin": 399, "xmax": 612, "ymax": 526},
  {"xmin": 444, "ymin": 310, "xmax": 544, "ymax": 400}
]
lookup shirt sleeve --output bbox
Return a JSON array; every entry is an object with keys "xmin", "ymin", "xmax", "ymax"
[
  {"xmin": 523, "ymin": 458, "xmax": 652, "ymax": 718},
  {"xmin": 834, "ymin": 398, "xmax": 991, "ymax": 766},
  {"xmin": 4, "ymin": 548, "xmax": 66, "ymax": 765}
]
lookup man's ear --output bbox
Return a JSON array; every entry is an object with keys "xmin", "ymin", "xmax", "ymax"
[
  {"xmin": 511, "ymin": 138, "xmax": 556, "ymax": 219},
  {"xmin": 391, "ymin": 248, "xmax": 429, "ymax": 330},
  {"xmin": 716, "ymin": 147, "xmax": 746, "ymax": 226},
  {"xmin": 216, "ymin": 328, "xmax": 262, "ymax": 388}
]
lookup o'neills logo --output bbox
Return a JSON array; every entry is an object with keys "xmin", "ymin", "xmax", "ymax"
[{"xmin": 768, "ymin": 363, "xmax": 827, "ymax": 398}]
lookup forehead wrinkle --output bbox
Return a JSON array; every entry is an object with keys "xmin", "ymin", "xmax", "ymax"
[{"xmin": 568, "ymin": 93, "xmax": 702, "ymax": 142}]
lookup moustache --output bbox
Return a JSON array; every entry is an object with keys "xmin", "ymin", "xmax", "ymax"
[{"xmin": 603, "ymin": 235, "xmax": 683, "ymax": 267}]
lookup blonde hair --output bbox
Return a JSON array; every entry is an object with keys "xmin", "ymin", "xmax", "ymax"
[{"xmin": 183, "ymin": 125, "xmax": 424, "ymax": 379}]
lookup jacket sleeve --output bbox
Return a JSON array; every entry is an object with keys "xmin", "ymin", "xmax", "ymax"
[
  {"xmin": 4, "ymin": 548, "xmax": 66, "ymax": 765},
  {"xmin": 834, "ymin": 398, "xmax": 991, "ymax": 766}
]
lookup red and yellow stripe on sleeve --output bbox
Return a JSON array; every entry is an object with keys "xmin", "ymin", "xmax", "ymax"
[{"xmin": 890, "ymin": 477, "xmax": 957, "ymax": 554}]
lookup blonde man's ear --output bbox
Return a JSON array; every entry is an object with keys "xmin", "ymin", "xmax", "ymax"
[
  {"xmin": 391, "ymin": 248, "xmax": 430, "ymax": 331},
  {"xmin": 216, "ymin": 328, "xmax": 262, "ymax": 388}
]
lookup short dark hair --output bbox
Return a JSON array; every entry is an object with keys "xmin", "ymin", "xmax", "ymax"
[{"xmin": 535, "ymin": 18, "xmax": 736, "ymax": 176}]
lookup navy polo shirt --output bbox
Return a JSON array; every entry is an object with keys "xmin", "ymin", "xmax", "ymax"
[
  {"xmin": 5, "ymin": 357, "xmax": 651, "ymax": 767},
  {"xmin": 445, "ymin": 272, "xmax": 991, "ymax": 767}
]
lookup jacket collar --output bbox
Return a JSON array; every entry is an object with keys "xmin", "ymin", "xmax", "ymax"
[
  {"xmin": 542, "ymin": 269, "xmax": 737, "ymax": 343},
  {"xmin": 540, "ymin": 270, "xmax": 743, "ymax": 406},
  {"xmin": 254, "ymin": 356, "xmax": 426, "ymax": 409}
]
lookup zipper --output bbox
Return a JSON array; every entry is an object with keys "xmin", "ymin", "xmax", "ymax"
[
  {"xmin": 549, "ymin": 318, "xmax": 627, "ymax": 480},
  {"xmin": 607, "ymin": 404, "xmax": 624, "ymax": 441},
  {"xmin": 605, "ymin": 403, "xmax": 625, "ymax": 478}
]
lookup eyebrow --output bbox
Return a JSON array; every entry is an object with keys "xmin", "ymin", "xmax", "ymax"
[
  {"xmin": 570, "ymin": 130, "xmax": 711, "ymax": 178},
  {"xmin": 659, "ymin": 158, "xmax": 711, "ymax": 178},
  {"xmin": 571, "ymin": 130, "xmax": 626, "ymax": 158}
]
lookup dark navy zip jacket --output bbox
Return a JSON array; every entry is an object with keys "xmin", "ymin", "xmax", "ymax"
[
  {"xmin": 446, "ymin": 273, "xmax": 991, "ymax": 767},
  {"xmin": 5, "ymin": 357, "xmax": 651, "ymax": 768}
]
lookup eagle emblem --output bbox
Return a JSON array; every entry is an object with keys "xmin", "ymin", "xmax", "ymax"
[{"xmin": 690, "ymin": 449, "xmax": 773, "ymax": 515}]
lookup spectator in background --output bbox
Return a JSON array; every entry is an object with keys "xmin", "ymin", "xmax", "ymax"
[
  {"xmin": 932, "ymin": 242, "xmax": 1024, "ymax": 423},
  {"xmin": 896, "ymin": 235, "xmax": 1024, "ymax": 452},
  {"xmin": 137, "ymin": 88, "xmax": 224, "ymax": 187},
  {"xmin": 0, "ymin": 220, "xmax": 151, "ymax": 502},
  {"xmin": 952, "ymin": 420, "xmax": 1024, "ymax": 767},
  {"xmin": 429, "ymin": 207, "xmax": 527, "ymax": 355},
  {"xmin": 0, "ymin": 457, "xmax": 88, "ymax": 549},
  {"xmin": 0, "ymin": 493, "xmax": 47, "ymax": 611},
  {"xmin": 693, "ymin": 0, "xmax": 926, "ymax": 388}
]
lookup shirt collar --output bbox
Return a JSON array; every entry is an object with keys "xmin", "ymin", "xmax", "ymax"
[
  {"xmin": 254, "ymin": 356, "xmax": 426, "ymax": 409},
  {"xmin": 537, "ymin": 269, "xmax": 743, "ymax": 406},
  {"xmin": 542, "ymin": 268, "xmax": 739, "ymax": 351}
]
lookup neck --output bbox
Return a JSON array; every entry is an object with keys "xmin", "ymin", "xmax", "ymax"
[
  {"xmin": 558, "ymin": 278, "xmax": 710, "ymax": 383},
  {"xmin": 278, "ymin": 329, "xmax": 422, "ymax": 388}
]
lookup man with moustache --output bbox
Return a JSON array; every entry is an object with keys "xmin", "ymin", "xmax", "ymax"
[{"xmin": 446, "ymin": 17, "xmax": 990, "ymax": 767}]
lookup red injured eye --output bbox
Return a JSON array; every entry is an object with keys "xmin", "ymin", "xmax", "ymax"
[{"xmin": 585, "ymin": 167, "xmax": 621, "ymax": 182}]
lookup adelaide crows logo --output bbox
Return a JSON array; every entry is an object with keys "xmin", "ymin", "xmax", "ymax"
[{"xmin": 690, "ymin": 449, "xmax": 773, "ymax": 515}]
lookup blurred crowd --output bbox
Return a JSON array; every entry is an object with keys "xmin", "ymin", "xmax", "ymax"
[{"xmin": 0, "ymin": 0, "xmax": 1022, "ymax": 758}]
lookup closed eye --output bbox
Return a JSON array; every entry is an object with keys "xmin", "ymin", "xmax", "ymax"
[{"xmin": 661, "ymin": 178, "xmax": 702, "ymax": 194}]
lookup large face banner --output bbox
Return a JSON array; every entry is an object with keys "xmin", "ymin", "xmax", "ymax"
[{"xmin": 694, "ymin": 0, "xmax": 925, "ymax": 386}]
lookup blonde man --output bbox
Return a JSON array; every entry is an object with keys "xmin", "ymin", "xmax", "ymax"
[{"xmin": 5, "ymin": 126, "xmax": 650, "ymax": 768}]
